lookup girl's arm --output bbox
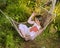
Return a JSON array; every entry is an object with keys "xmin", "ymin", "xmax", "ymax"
[
  {"xmin": 37, "ymin": 23, "xmax": 48, "ymax": 36},
  {"xmin": 28, "ymin": 12, "xmax": 36, "ymax": 24}
]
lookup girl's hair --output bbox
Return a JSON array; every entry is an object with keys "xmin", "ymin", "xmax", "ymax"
[{"xmin": 34, "ymin": 15, "xmax": 43, "ymax": 27}]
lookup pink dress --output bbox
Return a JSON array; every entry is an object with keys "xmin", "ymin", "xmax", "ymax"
[
  {"xmin": 18, "ymin": 23, "xmax": 41, "ymax": 40},
  {"xmin": 18, "ymin": 13, "xmax": 41, "ymax": 40}
]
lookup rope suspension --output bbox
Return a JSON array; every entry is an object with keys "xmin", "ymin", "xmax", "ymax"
[{"xmin": 0, "ymin": 0, "xmax": 56, "ymax": 40}]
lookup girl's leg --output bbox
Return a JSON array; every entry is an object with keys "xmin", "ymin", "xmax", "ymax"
[{"xmin": 18, "ymin": 24, "xmax": 29, "ymax": 38}]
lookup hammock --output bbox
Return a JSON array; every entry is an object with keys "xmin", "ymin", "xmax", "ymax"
[{"xmin": 0, "ymin": 0, "xmax": 56, "ymax": 40}]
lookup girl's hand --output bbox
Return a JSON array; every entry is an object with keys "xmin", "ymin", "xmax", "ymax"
[{"xmin": 32, "ymin": 12, "xmax": 37, "ymax": 17}]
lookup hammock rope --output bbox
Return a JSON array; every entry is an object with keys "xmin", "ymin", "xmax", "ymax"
[
  {"xmin": 0, "ymin": 0, "xmax": 56, "ymax": 40},
  {"xmin": 0, "ymin": 8, "xmax": 56, "ymax": 39},
  {"xmin": 0, "ymin": 9, "xmax": 24, "ymax": 38},
  {"xmin": 49, "ymin": 0, "xmax": 56, "ymax": 13}
]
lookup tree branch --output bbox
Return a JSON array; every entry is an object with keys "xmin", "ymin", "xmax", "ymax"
[{"xmin": 49, "ymin": 0, "xmax": 56, "ymax": 13}]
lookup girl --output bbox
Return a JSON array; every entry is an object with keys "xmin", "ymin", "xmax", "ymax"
[{"xmin": 18, "ymin": 12, "xmax": 43, "ymax": 41}]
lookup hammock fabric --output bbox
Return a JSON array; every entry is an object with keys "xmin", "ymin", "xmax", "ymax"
[{"xmin": 0, "ymin": 0, "xmax": 56, "ymax": 41}]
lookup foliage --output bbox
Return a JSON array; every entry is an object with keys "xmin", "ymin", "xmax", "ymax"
[
  {"xmin": 54, "ymin": 3, "xmax": 60, "ymax": 31},
  {"xmin": 0, "ymin": 0, "xmax": 60, "ymax": 48},
  {"xmin": 0, "ymin": 0, "xmax": 7, "ymax": 10}
]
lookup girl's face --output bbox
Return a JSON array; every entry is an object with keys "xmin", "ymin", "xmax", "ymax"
[{"xmin": 35, "ymin": 17, "xmax": 41, "ymax": 25}]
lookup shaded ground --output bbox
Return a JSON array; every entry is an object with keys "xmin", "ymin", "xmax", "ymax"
[
  {"xmin": 19, "ymin": 32, "xmax": 60, "ymax": 48},
  {"xmin": 24, "ymin": 37, "xmax": 60, "ymax": 48}
]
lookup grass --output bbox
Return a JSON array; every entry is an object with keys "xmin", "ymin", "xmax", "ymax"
[{"xmin": 0, "ymin": 0, "xmax": 60, "ymax": 48}]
